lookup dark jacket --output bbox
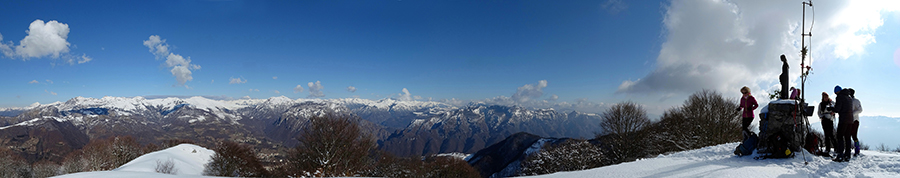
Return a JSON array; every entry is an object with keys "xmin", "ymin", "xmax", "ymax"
[{"xmin": 833, "ymin": 89, "xmax": 854, "ymax": 124}]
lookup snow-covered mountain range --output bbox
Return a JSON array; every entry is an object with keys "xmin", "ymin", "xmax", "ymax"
[{"xmin": 0, "ymin": 96, "xmax": 603, "ymax": 163}]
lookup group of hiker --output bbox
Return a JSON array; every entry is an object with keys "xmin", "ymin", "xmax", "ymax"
[
  {"xmin": 734, "ymin": 54, "xmax": 863, "ymax": 162},
  {"xmin": 819, "ymin": 85, "xmax": 863, "ymax": 162}
]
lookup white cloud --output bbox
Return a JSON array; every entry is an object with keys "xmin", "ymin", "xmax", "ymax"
[
  {"xmin": 229, "ymin": 77, "xmax": 247, "ymax": 84},
  {"xmin": 143, "ymin": 35, "xmax": 169, "ymax": 59},
  {"xmin": 45, "ymin": 79, "xmax": 53, "ymax": 84},
  {"xmin": 144, "ymin": 35, "xmax": 200, "ymax": 87},
  {"xmin": 0, "ymin": 33, "xmax": 12, "ymax": 57},
  {"xmin": 347, "ymin": 86, "xmax": 357, "ymax": 93},
  {"xmin": 211, "ymin": 79, "xmax": 214, "ymax": 84},
  {"xmin": 511, "ymin": 80, "xmax": 548, "ymax": 103},
  {"xmin": 293, "ymin": 85, "xmax": 304, "ymax": 93},
  {"xmin": 6, "ymin": 20, "xmax": 70, "ymax": 59},
  {"xmin": 601, "ymin": 0, "xmax": 627, "ymax": 14},
  {"xmin": 0, "ymin": 20, "xmax": 91, "ymax": 65},
  {"xmin": 77, "ymin": 53, "xmax": 92, "ymax": 64},
  {"xmin": 307, "ymin": 81, "xmax": 325, "ymax": 98},
  {"xmin": 241, "ymin": 96, "xmax": 251, "ymax": 99},
  {"xmin": 28, "ymin": 80, "xmax": 38, "ymax": 84},
  {"xmin": 272, "ymin": 76, "xmax": 277, "ymax": 80},
  {"xmin": 396, "ymin": 88, "xmax": 413, "ymax": 101},
  {"xmin": 549, "ymin": 94, "xmax": 559, "ymax": 101},
  {"xmin": 273, "ymin": 90, "xmax": 280, "ymax": 94},
  {"xmin": 45, "ymin": 90, "xmax": 57, "ymax": 96},
  {"xmin": 170, "ymin": 65, "xmax": 192, "ymax": 87},
  {"xmin": 249, "ymin": 89, "xmax": 259, "ymax": 92},
  {"xmin": 617, "ymin": 0, "xmax": 898, "ymax": 97}
]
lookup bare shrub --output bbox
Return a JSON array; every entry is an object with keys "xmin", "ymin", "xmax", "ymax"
[
  {"xmin": 286, "ymin": 115, "xmax": 375, "ymax": 177},
  {"xmin": 31, "ymin": 161, "xmax": 62, "ymax": 178},
  {"xmin": 647, "ymin": 90, "xmax": 741, "ymax": 154},
  {"xmin": 203, "ymin": 141, "xmax": 269, "ymax": 177},
  {"xmin": 61, "ymin": 135, "xmax": 145, "ymax": 173},
  {"xmin": 0, "ymin": 147, "xmax": 32, "ymax": 178},
  {"xmin": 155, "ymin": 158, "xmax": 178, "ymax": 175},
  {"xmin": 520, "ymin": 139, "xmax": 609, "ymax": 176},
  {"xmin": 421, "ymin": 155, "xmax": 480, "ymax": 178}
]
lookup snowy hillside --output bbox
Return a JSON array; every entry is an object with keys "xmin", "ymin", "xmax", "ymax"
[
  {"xmin": 525, "ymin": 142, "xmax": 900, "ymax": 178},
  {"xmin": 52, "ymin": 144, "xmax": 215, "ymax": 178},
  {"xmin": 50, "ymin": 142, "xmax": 900, "ymax": 178}
]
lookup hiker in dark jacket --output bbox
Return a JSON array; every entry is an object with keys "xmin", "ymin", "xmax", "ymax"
[
  {"xmin": 737, "ymin": 86, "xmax": 758, "ymax": 138},
  {"xmin": 818, "ymin": 92, "xmax": 837, "ymax": 154},
  {"xmin": 833, "ymin": 85, "xmax": 854, "ymax": 161}
]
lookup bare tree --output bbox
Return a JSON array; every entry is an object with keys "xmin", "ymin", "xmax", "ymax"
[
  {"xmin": 599, "ymin": 101, "xmax": 650, "ymax": 137},
  {"xmin": 156, "ymin": 158, "xmax": 178, "ymax": 175},
  {"xmin": 646, "ymin": 89, "xmax": 741, "ymax": 154},
  {"xmin": 598, "ymin": 101, "xmax": 651, "ymax": 162},
  {"xmin": 287, "ymin": 115, "xmax": 375, "ymax": 177},
  {"xmin": 203, "ymin": 141, "xmax": 269, "ymax": 177}
]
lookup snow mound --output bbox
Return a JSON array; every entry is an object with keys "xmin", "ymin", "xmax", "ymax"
[
  {"xmin": 52, "ymin": 144, "xmax": 215, "ymax": 178},
  {"xmin": 523, "ymin": 142, "xmax": 900, "ymax": 178}
]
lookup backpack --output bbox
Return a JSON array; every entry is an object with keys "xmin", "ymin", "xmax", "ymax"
[
  {"xmin": 765, "ymin": 132, "xmax": 794, "ymax": 158},
  {"xmin": 734, "ymin": 132, "xmax": 759, "ymax": 156},
  {"xmin": 804, "ymin": 132, "xmax": 819, "ymax": 154}
]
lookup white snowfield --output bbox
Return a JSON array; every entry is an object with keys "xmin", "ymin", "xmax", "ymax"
[
  {"xmin": 52, "ymin": 144, "xmax": 215, "ymax": 178},
  {"xmin": 524, "ymin": 142, "xmax": 900, "ymax": 178},
  {"xmin": 52, "ymin": 142, "xmax": 900, "ymax": 178}
]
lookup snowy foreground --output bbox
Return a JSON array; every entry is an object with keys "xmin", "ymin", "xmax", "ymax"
[
  {"xmin": 525, "ymin": 142, "xmax": 900, "ymax": 178},
  {"xmin": 53, "ymin": 144, "xmax": 215, "ymax": 178},
  {"xmin": 53, "ymin": 143, "xmax": 900, "ymax": 178}
]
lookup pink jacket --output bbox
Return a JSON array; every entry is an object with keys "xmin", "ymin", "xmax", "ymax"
[{"xmin": 740, "ymin": 94, "xmax": 758, "ymax": 118}]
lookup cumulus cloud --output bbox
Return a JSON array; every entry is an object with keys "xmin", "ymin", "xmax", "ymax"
[
  {"xmin": 511, "ymin": 80, "xmax": 548, "ymax": 103},
  {"xmin": 293, "ymin": 85, "xmax": 304, "ymax": 93},
  {"xmin": 347, "ymin": 86, "xmax": 357, "ymax": 93},
  {"xmin": 549, "ymin": 94, "xmax": 559, "ymax": 101},
  {"xmin": 617, "ymin": 0, "xmax": 898, "ymax": 97},
  {"xmin": 229, "ymin": 77, "xmax": 247, "ymax": 84},
  {"xmin": 144, "ymin": 35, "xmax": 201, "ymax": 87},
  {"xmin": 396, "ymin": 88, "xmax": 414, "ymax": 101},
  {"xmin": 28, "ymin": 80, "xmax": 39, "ymax": 84},
  {"xmin": 0, "ymin": 20, "xmax": 91, "ymax": 64},
  {"xmin": 143, "ymin": 35, "xmax": 169, "ymax": 59},
  {"xmin": 307, "ymin": 81, "xmax": 325, "ymax": 98}
]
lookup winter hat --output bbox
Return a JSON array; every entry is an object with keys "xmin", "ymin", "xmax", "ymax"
[{"xmin": 834, "ymin": 85, "xmax": 842, "ymax": 93}]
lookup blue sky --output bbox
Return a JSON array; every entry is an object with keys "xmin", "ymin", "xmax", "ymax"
[{"xmin": 1, "ymin": 0, "xmax": 899, "ymax": 118}]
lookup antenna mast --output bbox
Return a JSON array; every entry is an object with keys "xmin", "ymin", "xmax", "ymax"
[{"xmin": 800, "ymin": 0, "xmax": 812, "ymax": 104}]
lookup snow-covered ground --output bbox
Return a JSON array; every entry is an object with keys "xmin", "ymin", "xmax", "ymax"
[
  {"xmin": 52, "ymin": 144, "xmax": 215, "ymax": 178},
  {"xmin": 51, "ymin": 142, "xmax": 900, "ymax": 178},
  {"xmin": 524, "ymin": 142, "xmax": 900, "ymax": 178}
]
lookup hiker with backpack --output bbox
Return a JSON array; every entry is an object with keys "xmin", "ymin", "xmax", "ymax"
[
  {"xmin": 849, "ymin": 88, "xmax": 863, "ymax": 156},
  {"xmin": 833, "ymin": 85, "xmax": 854, "ymax": 162},
  {"xmin": 818, "ymin": 92, "xmax": 837, "ymax": 155},
  {"xmin": 738, "ymin": 86, "xmax": 758, "ymax": 138}
]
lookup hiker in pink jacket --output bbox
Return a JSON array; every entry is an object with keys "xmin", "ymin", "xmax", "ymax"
[{"xmin": 737, "ymin": 86, "xmax": 759, "ymax": 136}]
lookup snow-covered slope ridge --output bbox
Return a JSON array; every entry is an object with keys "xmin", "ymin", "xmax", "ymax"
[
  {"xmin": 524, "ymin": 142, "xmax": 900, "ymax": 178},
  {"xmin": 52, "ymin": 144, "xmax": 215, "ymax": 178}
]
